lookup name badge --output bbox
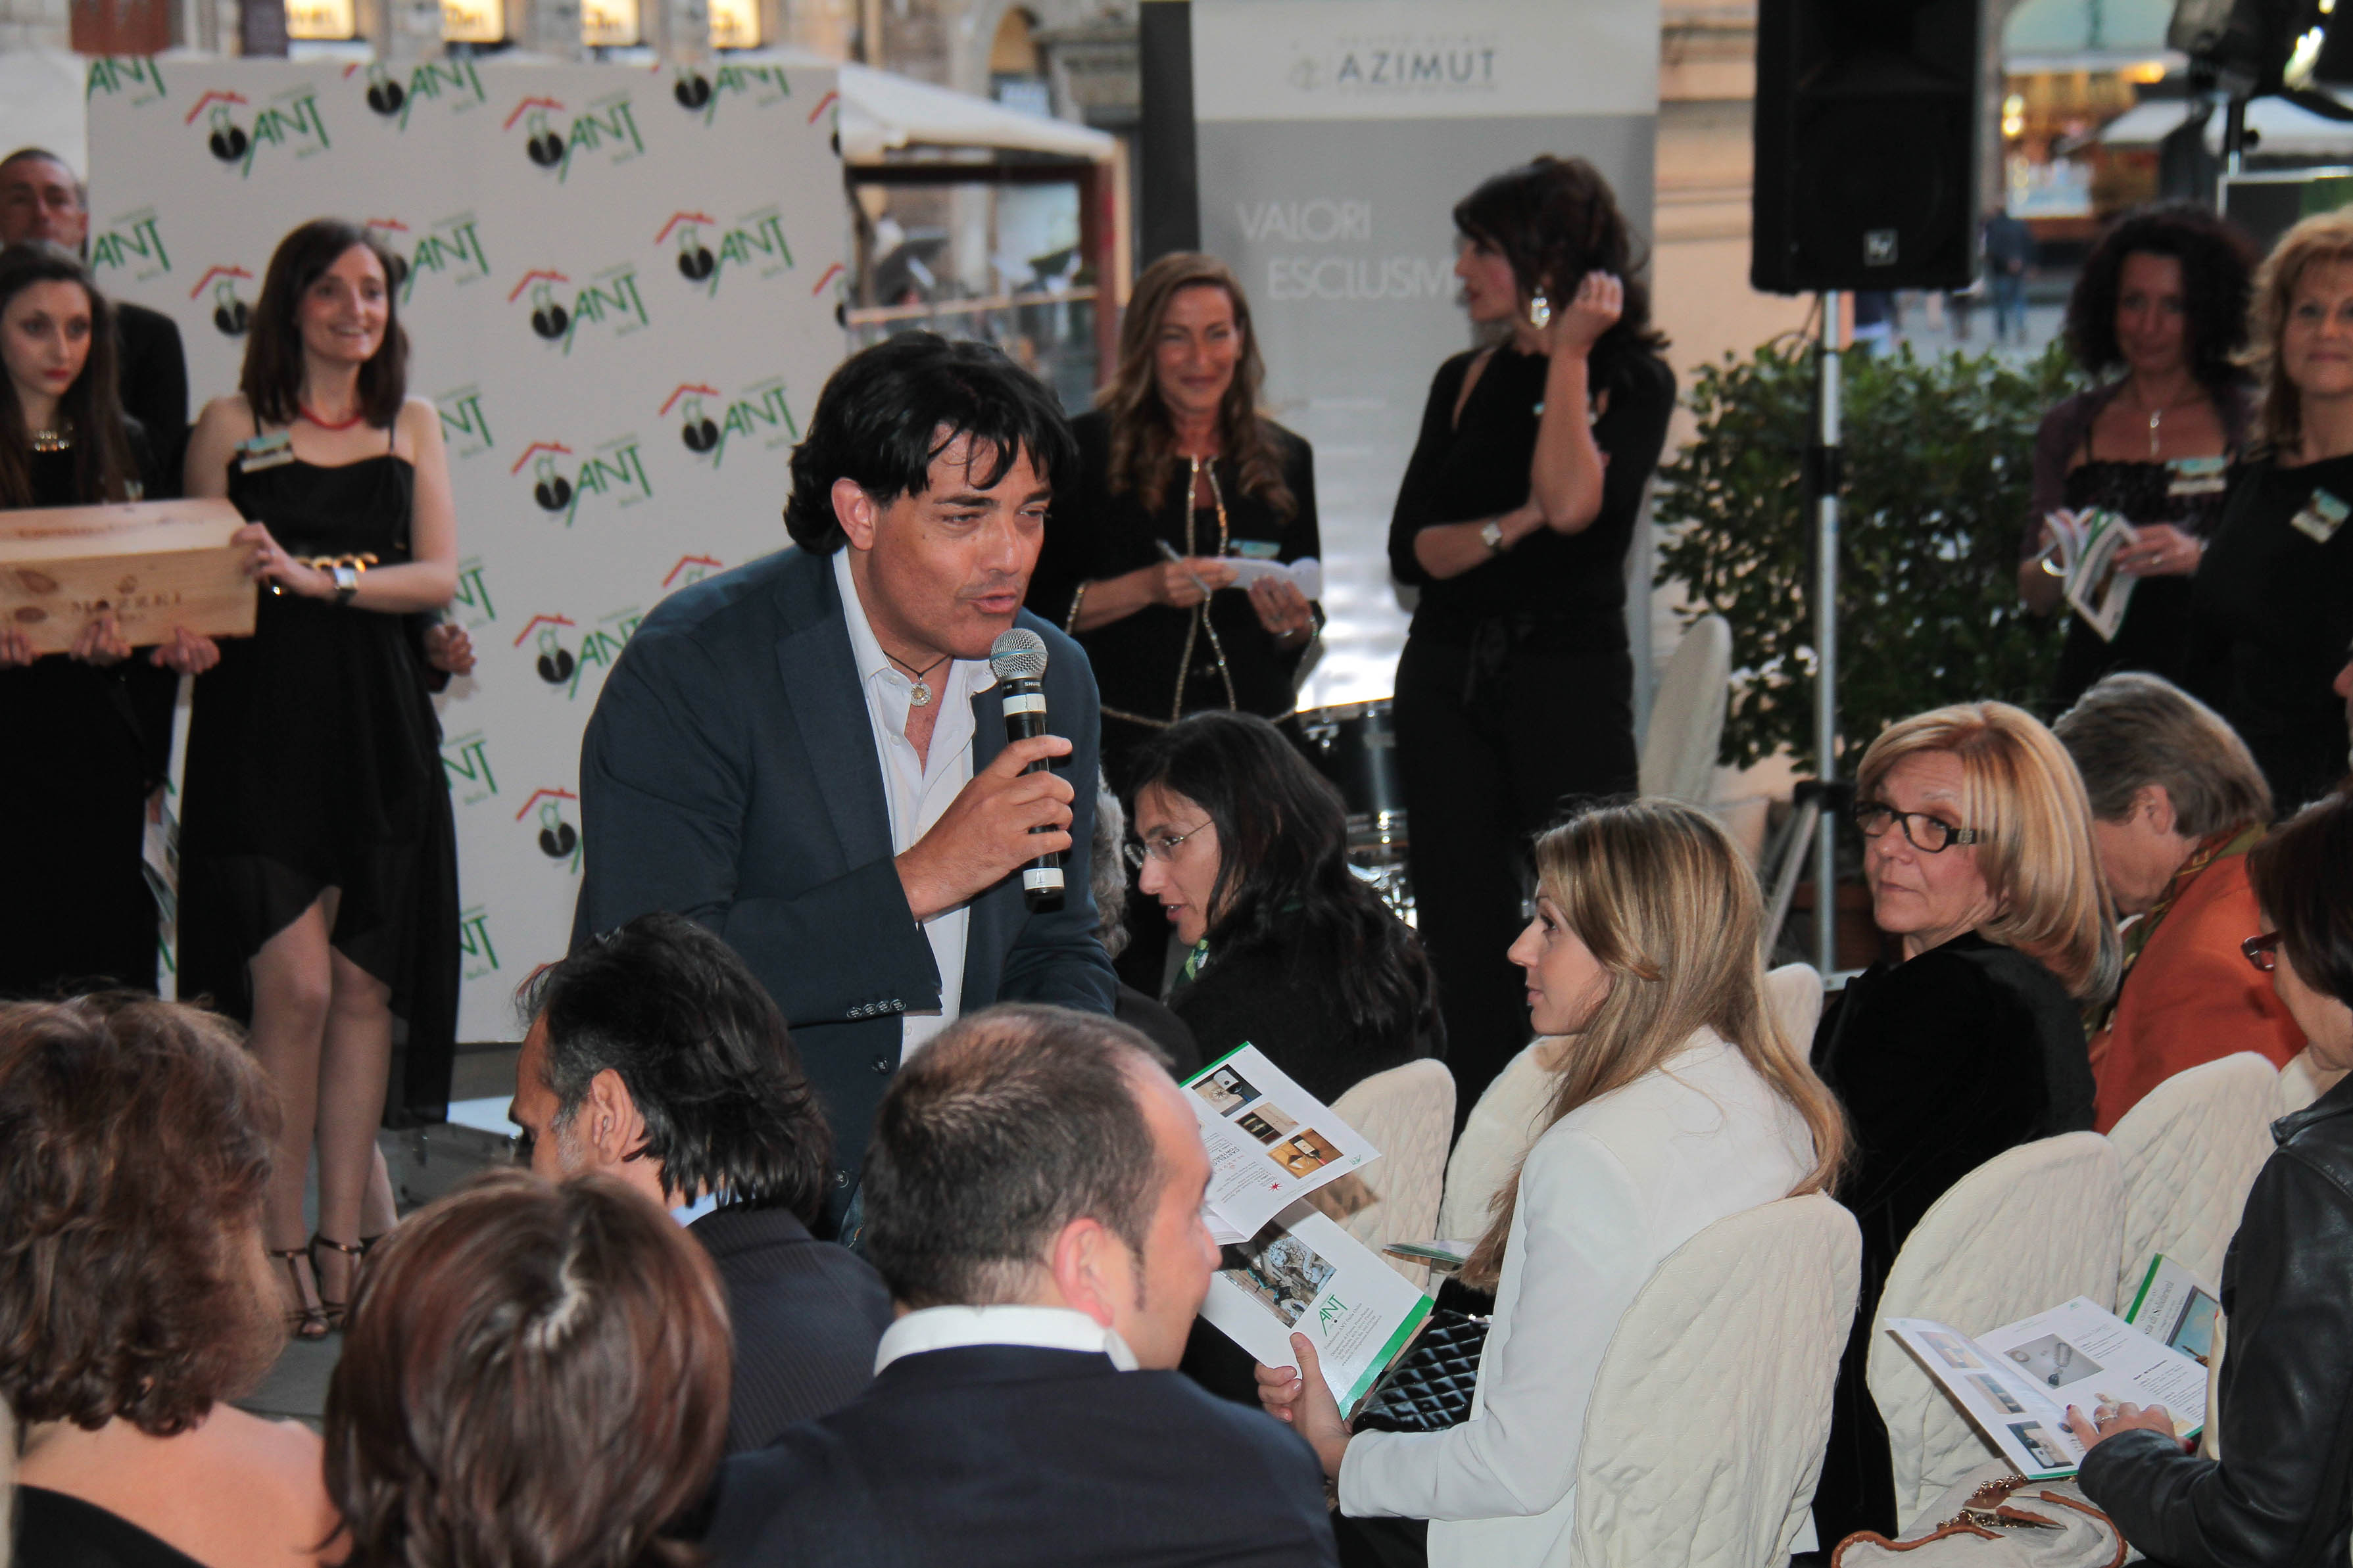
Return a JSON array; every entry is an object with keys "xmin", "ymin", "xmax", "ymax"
[
  {"xmin": 2292, "ymin": 487, "xmax": 2348, "ymax": 545},
  {"xmin": 1230, "ymin": 540, "xmax": 1282, "ymax": 560},
  {"xmin": 235, "ymin": 431, "xmax": 295, "ymax": 471},
  {"xmin": 2167, "ymin": 456, "xmax": 2227, "ymax": 498}
]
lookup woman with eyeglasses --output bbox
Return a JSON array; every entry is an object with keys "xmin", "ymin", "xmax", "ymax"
[
  {"xmin": 1123, "ymin": 710, "xmax": 1440, "ymax": 1105},
  {"xmin": 2072, "ymin": 785, "xmax": 2353, "ymax": 1566},
  {"xmin": 1808, "ymin": 701, "xmax": 2119, "ymax": 1546}
]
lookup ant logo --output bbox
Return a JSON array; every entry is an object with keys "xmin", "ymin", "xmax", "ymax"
[
  {"xmin": 535, "ymin": 799, "xmax": 578, "ymax": 858},
  {"xmin": 193, "ymin": 267, "xmax": 255, "ymax": 337},
  {"xmin": 205, "ymin": 102, "xmax": 249, "ymax": 163},
  {"xmin": 673, "ymin": 68, "xmax": 712, "ymax": 109},
  {"xmin": 525, "ymin": 277, "xmax": 568, "ymax": 339},
  {"xmin": 521, "ymin": 105, "xmax": 563, "ymax": 167},
  {"xmin": 520, "ymin": 618, "xmax": 576, "ymax": 683},
  {"xmin": 677, "ymin": 392, "xmax": 718, "ymax": 453},
  {"xmin": 673, "ymin": 221, "xmax": 715, "ymax": 281},
  {"xmin": 364, "ymin": 62, "xmax": 405, "ymax": 116},
  {"xmin": 529, "ymin": 452, "xmax": 572, "ymax": 512},
  {"xmin": 364, "ymin": 220, "xmax": 410, "ymax": 291}
]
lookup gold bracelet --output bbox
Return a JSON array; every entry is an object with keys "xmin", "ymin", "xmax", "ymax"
[{"xmin": 1064, "ymin": 581, "xmax": 1089, "ymax": 633}]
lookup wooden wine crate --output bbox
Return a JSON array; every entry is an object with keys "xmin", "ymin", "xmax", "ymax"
[{"xmin": 0, "ymin": 497, "xmax": 253, "ymax": 654}]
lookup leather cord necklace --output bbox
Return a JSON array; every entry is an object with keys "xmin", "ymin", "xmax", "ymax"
[{"xmin": 887, "ymin": 649, "xmax": 950, "ymax": 707}]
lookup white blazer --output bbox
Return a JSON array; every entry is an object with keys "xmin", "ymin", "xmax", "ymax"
[{"xmin": 1339, "ymin": 1026, "xmax": 1817, "ymax": 1568}]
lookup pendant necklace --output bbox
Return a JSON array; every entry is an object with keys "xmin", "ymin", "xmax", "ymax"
[
  {"xmin": 2131, "ymin": 380, "xmax": 2204, "ymax": 460},
  {"xmin": 888, "ymin": 650, "xmax": 950, "ymax": 707}
]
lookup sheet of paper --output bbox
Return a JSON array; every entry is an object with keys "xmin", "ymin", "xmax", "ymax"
[
  {"xmin": 1221, "ymin": 554, "xmax": 1322, "ymax": 600},
  {"xmin": 1184, "ymin": 1044, "xmax": 1380, "ymax": 1238},
  {"xmin": 1198, "ymin": 1201, "xmax": 1435, "ymax": 1412},
  {"xmin": 2123, "ymin": 1254, "xmax": 2223, "ymax": 1366}
]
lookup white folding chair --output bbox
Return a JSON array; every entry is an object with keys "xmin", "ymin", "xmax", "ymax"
[
  {"xmin": 2108, "ymin": 1053, "xmax": 2279, "ymax": 1302},
  {"xmin": 1328, "ymin": 1058, "xmax": 1457, "ymax": 1284},
  {"xmin": 1766, "ymin": 962, "xmax": 1825, "ymax": 1052},
  {"xmin": 1638, "ymin": 613, "xmax": 1733, "ymax": 805},
  {"xmin": 1572, "ymin": 1195, "xmax": 1862, "ymax": 1568},
  {"xmin": 1866, "ymin": 1133, "xmax": 2125, "ymax": 1531},
  {"xmin": 1437, "ymin": 1036, "xmax": 1564, "ymax": 1245}
]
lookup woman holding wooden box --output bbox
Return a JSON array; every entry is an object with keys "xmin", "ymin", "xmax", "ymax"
[
  {"xmin": 0, "ymin": 243, "xmax": 214, "ymax": 1001},
  {"xmin": 179, "ymin": 218, "xmax": 459, "ymax": 1341}
]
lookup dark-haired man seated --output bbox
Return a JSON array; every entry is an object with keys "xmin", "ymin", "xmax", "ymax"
[
  {"xmin": 573, "ymin": 335, "xmax": 1117, "ymax": 1225},
  {"xmin": 704, "ymin": 1003, "xmax": 1338, "ymax": 1568},
  {"xmin": 513, "ymin": 911, "xmax": 894, "ymax": 1451}
]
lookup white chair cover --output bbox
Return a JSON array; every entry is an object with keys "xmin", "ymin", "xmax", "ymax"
[
  {"xmin": 1639, "ymin": 613, "xmax": 1733, "ymax": 805},
  {"xmin": 1329, "ymin": 1058, "xmax": 1457, "ymax": 1283},
  {"xmin": 1437, "ymin": 1037, "xmax": 1564, "ymax": 1245},
  {"xmin": 1570, "ymin": 1195, "xmax": 1862, "ymax": 1568},
  {"xmin": 2278, "ymin": 1045, "xmax": 2346, "ymax": 1116},
  {"xmin": 1866, "ymin": 1132, "xmax": 2125, "ymax": 1531},
  {"xmin": 1766, "ymin": 963, "xmax": 1825, "ymax": 1053},
  {"xmin": 2108, "ymin": 1052, "xmax": 2279, "ymax": 1304}
]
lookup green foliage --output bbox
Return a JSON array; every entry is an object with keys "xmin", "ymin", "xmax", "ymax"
[{"xmin": 1655, "ymin": 338, "xmax": 2083, "ymax": 772}]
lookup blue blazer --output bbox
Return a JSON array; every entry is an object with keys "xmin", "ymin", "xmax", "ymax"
[{"xmin": 573, "ymin": 545, "xmax": 1118, "ymax": 1200}]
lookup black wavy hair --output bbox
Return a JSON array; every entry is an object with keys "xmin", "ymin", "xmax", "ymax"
[
  {"xmin": 1124, "ymin": 711, "xmax": 1443, "ymax": 1061},
  {"xmin": 2063, "ymin": 201, "xmax": 2258, "ymax": 389},
  {"xmin": 2248, "ymin": 786, "xmax": 2353, "ymax": 1009},
  {"xmin": 520, "ymin": 913, "xmax": 831, "ymax": 1222},
  {"xmin": 1454, "ymin": 154, "xmax": 1668, "ymax": 371},
  {"xmin": 782, "ymin": 331, "xmax": 1077, "ymax": 554}
]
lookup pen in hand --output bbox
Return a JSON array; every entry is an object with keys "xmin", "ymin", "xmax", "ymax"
[{"xmin": 1156, "ymin": 538, "xmax": 1215, "ymax": 599}]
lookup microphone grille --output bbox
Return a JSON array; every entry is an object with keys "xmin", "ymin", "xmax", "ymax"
[{"xmin": 989, "ymin": 627, "xmax": 1049, "ymax": 682}]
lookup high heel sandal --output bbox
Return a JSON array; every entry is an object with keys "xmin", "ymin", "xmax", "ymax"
[
  {"xmin": 269, "ymin": 1245, "xmax": 330, "ymax": 1341},
  {"xmin": 309, "ymin": 1233, "xmax": 371, "ymax": 1332}
]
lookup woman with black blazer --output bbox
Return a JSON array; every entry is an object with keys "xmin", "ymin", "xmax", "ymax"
[
  {"xmin": 1809, "ymin": 701, "xmax": 2118, "ymax": 1545},
  {"xmin": 1388, "ymin": 156, "xmax": 1677, "ymax": 1124}
]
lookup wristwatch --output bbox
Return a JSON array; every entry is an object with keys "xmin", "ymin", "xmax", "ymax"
[
  {"xmin": 330, "ymin": 563, "xmax": 360, "ymax": 606},
  {"xmin": 1478, "ymin": 519, "xmax": 1505, "ymax": 554}
]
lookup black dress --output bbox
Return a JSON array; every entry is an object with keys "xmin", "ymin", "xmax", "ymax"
[
  {"xmin": 2189, "ymin": 450, "xmax": 2353, "ymax": 816},
  {"xmin": 0, "ymin": 441, "xmax": 178, "ymax": 1001},
  {"xmin": 178, "ymin": 423, "xmax": 459, "ymax": 1122},
  {"xmin": 12, "ymin": 1485, "xmax": 207, "ymax": 1567},
  {"xmin": 1807, "ymin": 932, "xmax": 2095, "ymax": 1544},
  {"xmin": 1386, "ymin": 344, "xmax": 1676, "ymax": 1124},
  {"xmin": 1027, "ymin": 410, "xmax": 1322, "ymax": 787},
  {"xmin": 2026, "ymin": 382, "xmax": 2247, "ymax": 709}
]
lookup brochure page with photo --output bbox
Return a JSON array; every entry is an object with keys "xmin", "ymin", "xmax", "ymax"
[
  {"xmin": 1889, "ymin": 1297, "xmax": 2207, "ymax": 1480},
  {"xmin": 2041, "ymin": 507, "xmax": 2139, "ymax": 642},
  {"xmin": 2123, "ymin": 1254, "xmax": 2222, "ymax": 1366},
  {"xmin": 1198, "ymin": 1200, "xmax": 1435, "ymax": 1413},
  {"xmin": 1182, "ymin": 1045, "xmax": 1382, "ymax": 1240}
]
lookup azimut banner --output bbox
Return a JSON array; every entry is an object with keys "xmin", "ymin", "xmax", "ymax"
[
  {"xmin": 87, "ymin": 54, "xmax": 844, "ymax": 1043},
  {"xmin": 1190, "ymin": 0, "xmax": 1658, "ymax": 707}
]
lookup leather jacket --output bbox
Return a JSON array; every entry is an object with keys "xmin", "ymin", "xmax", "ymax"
[{"xmin": 2079, "ymin": 1072, "xmax": 2353, "ymax": 1567}]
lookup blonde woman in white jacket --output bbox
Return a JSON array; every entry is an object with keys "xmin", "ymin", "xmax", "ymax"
[{"xmin": 1256, "ymin": 798, "xmax": 1849, "ymax": 1568}]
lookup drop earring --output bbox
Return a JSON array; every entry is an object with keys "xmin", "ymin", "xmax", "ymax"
[{"xmin": 1527, "ymin": 291, "xmax": 1553, "ymax": 331}]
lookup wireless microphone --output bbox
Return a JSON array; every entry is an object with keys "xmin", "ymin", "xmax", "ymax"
[{"xmin": 989, "ymin": 628, "xmax": 1064, "ymax": 911}]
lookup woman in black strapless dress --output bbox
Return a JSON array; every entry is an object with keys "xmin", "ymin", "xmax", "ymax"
[
  {"xmin": 179, "ymin": 218, "xmax": 458, "ymax": 1338},
  {"xmin": 2020, "ymin": 203, "xmax": 2258, "ymax": 709}
]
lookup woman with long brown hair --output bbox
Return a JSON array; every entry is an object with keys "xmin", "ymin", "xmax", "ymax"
[
  {"xmin": 1388, "ymin": 154, "xmax": 1677, "ymax": 1129},
  {"xmin": 178, "ymin": 217, "xmax": 459, "ymax": 1341},
  {"xmin": 0, "ymin": 243, "xmax": 214, "ymax": 1001},
  {"xmin": 1253, "ymin": 799, "xmax": 1845, "ymax": 1568}
]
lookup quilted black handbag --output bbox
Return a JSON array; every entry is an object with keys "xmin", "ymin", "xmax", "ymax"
[{"xmin": 1349, "ymin": 1308, "xmax": 1490, "ymax": 1433}]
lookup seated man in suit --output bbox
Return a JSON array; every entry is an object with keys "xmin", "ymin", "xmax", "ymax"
[
  {"xmin": 704, "ymin": 1003, "xmax": 1338, "ymax": 1568},
  {"xmin": 575, "ymin": 334, "xmax": 1118, "ymax": 1223},
  {"xmin": 512, "ymin": 911, "xmax": 894, "ymax": 1452}
]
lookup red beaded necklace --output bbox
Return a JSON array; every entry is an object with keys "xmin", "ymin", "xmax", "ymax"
[{"xmin": 299, "ymin": 402, "xmax": 366, "ymax": 432}]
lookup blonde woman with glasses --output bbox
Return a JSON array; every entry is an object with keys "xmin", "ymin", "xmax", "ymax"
[
  {"xmin": 1809, "ymin": 701, "xmax": 2118, "ymax": 1545},
  {"xmin": 1253, "ymin": 799, "xmax": 1845, "ymax": 1568}
]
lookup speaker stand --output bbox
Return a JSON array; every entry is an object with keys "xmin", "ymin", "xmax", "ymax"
[{"xmin": 1810, "ymin": 289, "xmax": 1844, "ymax": 974}]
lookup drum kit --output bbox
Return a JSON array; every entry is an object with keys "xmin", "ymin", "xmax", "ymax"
[{"xmin": 1294, "ymin": 698, "xmax": 1414, "ymax": 923}]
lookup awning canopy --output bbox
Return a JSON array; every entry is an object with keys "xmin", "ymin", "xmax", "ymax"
[
  {"xmin": 2100, "ymin": 93, "xmax": 2353, "ymax": 157},
  {"xmin": 2004, "ymin": 0, "xmax": 2173, "ymax": 57},
  {"xmin": 740, "ymin": 47, "xmax": 1115, "ymax": 164}
]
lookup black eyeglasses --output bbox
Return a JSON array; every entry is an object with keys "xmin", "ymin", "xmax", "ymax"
[
  {"xmin": 1852, "ymin": 801, "xmax": 1984, "ymax": 854},
  {"xmin": 2243, "ymin": 932, "xmax": 2283, "ymax": 973}
]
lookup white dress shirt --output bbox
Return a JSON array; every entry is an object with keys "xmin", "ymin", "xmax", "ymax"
[
  {"xmin": 834, "ymin": 548, "xmax": 991, "ymax": 1061},
  {"xmin": 874, "ymin": 1303, "xmax": 1139, "ymax": 1375},
  {"xmin": 1338, "ymin": 1028, "xmax": 1817, "ymax": 1568}
]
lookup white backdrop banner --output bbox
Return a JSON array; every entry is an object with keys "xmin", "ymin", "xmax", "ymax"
[
  {"xmin": 86, "ymin": 53, "xmax": 845, "ymax": 1044},
  {"xmin": 1188, "ymin": 0, "xmax": 1659, "ymax": 710}
]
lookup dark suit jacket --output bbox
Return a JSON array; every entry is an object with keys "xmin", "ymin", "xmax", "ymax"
[
  {"xmin": 703, "ymin": 1345, "xmax": 1340, "ymax": 1568},
  {"xmin": 691, "ymin": 1204, "xmax": 894, "ymax": 1453},
  {"xmin": 114, "ymin": 301, "xmax": 187, "ymax": 494},
  {"xmin": 573, "ymin": 545, "xmax": 1119, "ymax": 1208}
]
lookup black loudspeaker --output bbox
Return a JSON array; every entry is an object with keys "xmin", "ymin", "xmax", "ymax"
[{"xmin": 1751, "ymin": 0, "xmax": 1984, "ymax": 293}]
